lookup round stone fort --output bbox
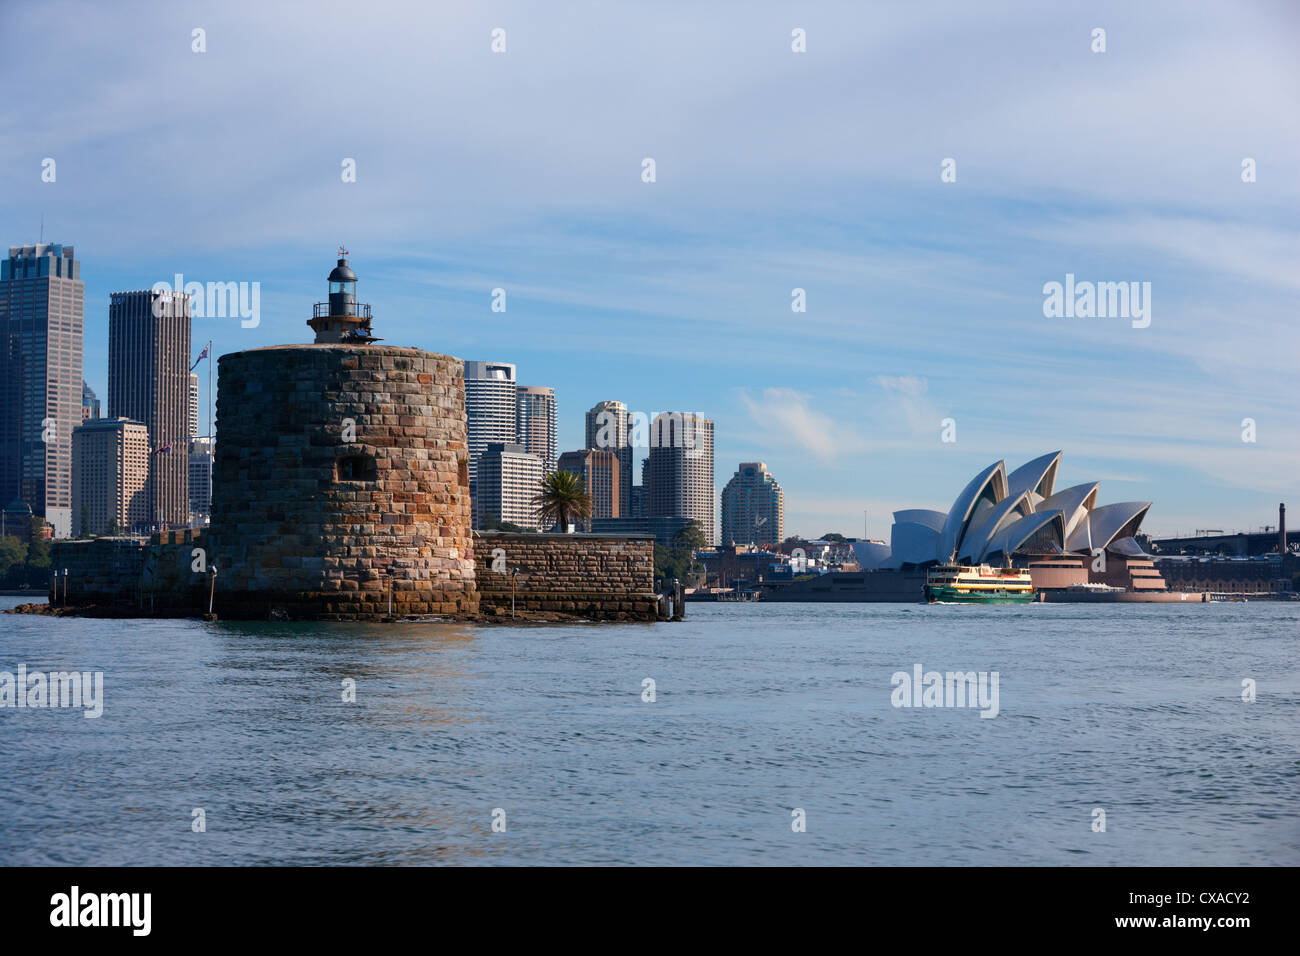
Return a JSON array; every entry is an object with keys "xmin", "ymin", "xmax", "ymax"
[{"xmin": 207, "ymin": 344, "xmax": 477, "ymax": 619}]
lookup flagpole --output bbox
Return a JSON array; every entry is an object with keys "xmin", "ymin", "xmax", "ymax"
[{"xmin": 207, "ymin": 339, "xmax": 213, "ymax": 442}]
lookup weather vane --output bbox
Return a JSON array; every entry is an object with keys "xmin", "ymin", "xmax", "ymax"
[{"xmin": 338, "ymin": 245, "xmax": 349, "ymax": 258}]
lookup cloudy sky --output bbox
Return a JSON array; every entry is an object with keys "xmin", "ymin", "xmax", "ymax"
[{"xmin": 4, "ymin": 0, "xmax": 1296, "ymax": 538}]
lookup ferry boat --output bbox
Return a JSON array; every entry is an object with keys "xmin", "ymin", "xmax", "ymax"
[{"xmin": 925, "ymin": 564, "xmax": 1035, "ymax": 604}]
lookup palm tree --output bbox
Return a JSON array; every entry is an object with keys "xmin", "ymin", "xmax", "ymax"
[{"xmin": 531, "ymin": 470, "xmax": 592, "ymax": 532}]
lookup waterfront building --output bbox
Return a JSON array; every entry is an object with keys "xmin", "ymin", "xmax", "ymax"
[
  {"xmin": 557, "ymin": 448, "xmax": 619, "ymax": 529},
  {"xmin": 699, "ymin": 544, "xmax": 784, "ymax": 587},
  {"xmin": 517, "ymin": 385, "xmax": 557, "ymax": 473},
  {"xmin": 851, "ymin": 451, "xmax": 1167, "ymax": 591},
  {"xmin": 585, "ymin": 400, "xmax": 633, "ymax": 517},
  {"xmin": 71, "ymin": 417, "xmax": 149, "ymax": 536},
  {"xmin": 720, "ymin": 461, "xmax": 784, "ymax": 547},
  {"xmin": 81, "ymin": 381, "xmax": 100, "ymax": 422},
  {"xmin": 109, "ymin": 289, "xmax": 191, "ymax": 530},
  {"xmin": 474, "ymin": 442, "xmax": 543, "ymax": 530},
  {"xmin": 0, "ymin": 243, "xmax": 84, "ymax": 538},
  {"xmin": 648, "ymin": 413, "xmax": 715, "ymax": 547},
  {"xmin": 189, "ymin": 436, "xmax": 212, "ymax": 525},
  {"xmin": 465, "ymin": 361, "xmax": 517, "ymax": 484}
]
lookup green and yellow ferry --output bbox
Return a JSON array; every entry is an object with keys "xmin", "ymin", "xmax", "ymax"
[{"xmin": 925, "ymin": 564, "xmax": 1035, "ymax": 604}]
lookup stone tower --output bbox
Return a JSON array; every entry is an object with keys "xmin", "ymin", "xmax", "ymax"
[{"xmin": 207, "ymin": 255, "xmax": 476, "ymax": 619}]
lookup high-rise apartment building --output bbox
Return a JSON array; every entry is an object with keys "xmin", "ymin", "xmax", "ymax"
[
  {"xmin": 464, "ymin": 361, "xmax": 517, "ymax": 484},
  {"xmin": 720, "ymin": 461, "xmax": 784, "ymax": 548},
  {"xmin": 585, "ymin": 400, "xmax": 632, "ymax": 517},
  {"xmin": 0, "ymin": 243, "xmax": 84, "ymax": 538},
  {"xmin": 557, "ymin": 448, "xmax": 619, "ymax": 529},
  {"xmin": 648, "ymin": 413, "xmax": 716, "ymax": 547},
  {"xmin": 516, "ymin": 385, "xmax": 557, "ymax": 473},
  {"xmin": 473, "ymin": 442, "xmax": 543, "ymax": 530},
  {"xmin": 71, "ymin": 417, "xmax": 149, "ymax": 536},
  {"xmin": 81, "ymin": 381, "xmax": 100, "ymax": 422},
  {"xmin": 109, "ymin": 289, "xmax": 191, "ymax": 529}
]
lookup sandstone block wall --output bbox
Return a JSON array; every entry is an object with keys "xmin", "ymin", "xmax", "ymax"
[
  {"xmin": 206, "ymin": 345, "xmax": 477, "ymax": 620},
  {"xmin": 50, "ymin": 537, "xmax": 147, "ymax": 606},
  {"xmin": 474, "ymin": 532, "xmax": 657, "ymax": 621}
]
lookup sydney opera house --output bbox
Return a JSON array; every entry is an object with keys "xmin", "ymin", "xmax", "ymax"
[{"xmin": 851, "ymin": 452, "xmax": 1169, "ymax": 593}]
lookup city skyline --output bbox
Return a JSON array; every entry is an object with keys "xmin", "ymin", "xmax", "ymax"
[{"xmin": 4, "ymin": 1, "xmax": 1295, "ymax": 538}]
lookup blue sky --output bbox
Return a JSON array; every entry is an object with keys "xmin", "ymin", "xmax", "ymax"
[{"xmin": 3, "ymin": 0, "xmax": 1296, "ymax": 538}]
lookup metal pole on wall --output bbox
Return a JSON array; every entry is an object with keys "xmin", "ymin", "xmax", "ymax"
[
  {"xmin": 208, "ymin": 564, "xmax": 218, "ymax": 616},
  {"xmin": 62, "ymin": 567, "xmax": 68, "ymax": 606}
]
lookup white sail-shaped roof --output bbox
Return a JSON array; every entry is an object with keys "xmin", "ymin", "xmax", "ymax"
[
  {"xmin": 875, "ymin": 453, "xmax": 1154, "ymax": 568},
  {"xmin": 1079, "ymin": 502, "xmax": 1151, "ymax": 552},
  {"xmin": 1039, "ymin": 482, "xmax": 1099, "ymax": 541},
  {"xmin": 959, "ymin": 490, "xmax": 1034, "ymax": 563},
  {"xmin": 938, "ymin": 460, "xmax": 1007, "ymax": 563},
  {"xmin": 984, "ymin": 509, "xmax": 1066, "ymax": 561},
  {"xmin": 1006, "ymin": 451, "xmax": 1061, "ymax": 501}
]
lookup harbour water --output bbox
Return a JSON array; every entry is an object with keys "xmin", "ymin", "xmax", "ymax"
[{"xmin": 1, "ymin": 596, "xmax": 1296, "ymax": 866}]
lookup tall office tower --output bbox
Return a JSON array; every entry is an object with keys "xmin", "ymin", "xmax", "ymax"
[
  {"xmin": 557, "ymin": 448, "xmax": 619, "ymax": 529},
  {"xmin": 109, "ymin": 289, "xmax": 191, "ymax": 530},
  {"xmin": 473, "ymin": 442, "xmax": 543, "ymax": 530},
  {"xmin": 464, "ymin": 361, "xmax": 517, "ymax": 483},
  {"xmin": 648, "ymin": 413, "xmax": 716, "ymax": 547},
  {"xmin": 188, "ymin": 436, "xmax": 213, "ymax": 525},
  {"xmin": 71, "ymin": 417, "xmax": 149, "ymax": 536},
  {"xmin": 516, "ymin": 385, "xmax": 557, "ymax": 473},
  {"xmin": 188, "ymin": 372, "xmax": 199, "ymax": 437},
  {"xmin": 585, "ymin": 400, "xmax": 632, "ymax": 517},
  {"xmin": 720, "ymin": 462, "xmax": 784, "ymax": 548},
  {"xmin": 81, "ymin": 381, "xmax": 100, "ymax": 422},
  {"xmin": 0, "ymin": 243, "xmax": 84, "ymax": 538}
]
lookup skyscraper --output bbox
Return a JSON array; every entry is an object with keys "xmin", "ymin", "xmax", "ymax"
[
  {"xmin": 557, "ymin": 448, "xmax": 619, "ymax": 529},
  {"xmin": 81, "ymin": 381, "xmax": 100, "ymax": 422},
  {"xmin": 188, "ymin": 371, "xmax": 199, "ymax": 438},
  {"xmin": 585, "ymin": 400, "xmax": 632, "ymax": 517},
  {"xmin": 473, "ymin": 442, "xmax": 543, "ymax": 530},
  {"xmin": 720, "ymin": 462, "xmax": 784, "ymax": 548},
  {"xmin": 71, "ymin": 417, "xmax": 149, "ymax": 536},
  {"xmin": 109, "ymin": 289, "xmax": 191, "ymax": 529},
  {"xmin": 188, "ymin": 435, "xmax": 212, "ymax": 525},
  {"xmin": 464, "ymin": 361, "xmax": 517, "ymax": 484},
  {"xmin": 0, "ymin": 243, "xmax": 84, "ymax": 538},
  {"xmin": 516, "ymin": 385, "xmax": 557, "ymax": 473},
  {"xmin": 648, "ymin": 413, "xmax": 716, "ymax": 547}
]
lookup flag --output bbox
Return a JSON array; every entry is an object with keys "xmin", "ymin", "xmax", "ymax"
[
  {"xmin": 154, "ymin": 444, "xmax": 171, "ymax": 455},
  {"xmin": 190, "ymin": 343, "xmax": 209, "ymax": 371}
]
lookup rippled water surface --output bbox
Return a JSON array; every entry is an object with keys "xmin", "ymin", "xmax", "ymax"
[{"xmin": 1, "ymin": 597, "xmax": 1296, "ymax": 865}]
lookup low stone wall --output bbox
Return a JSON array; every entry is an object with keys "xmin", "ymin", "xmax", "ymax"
[
  {"xmin": 50, "ymin": 537, "xmax": 147, "ymax": 606},
  {"xmin": 474, "ymin": 532, "xmax": 658, "ymax": 621},
  {"xmin": 52, "ymin": 530, "xmax": 210, "ymax": 613}
]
